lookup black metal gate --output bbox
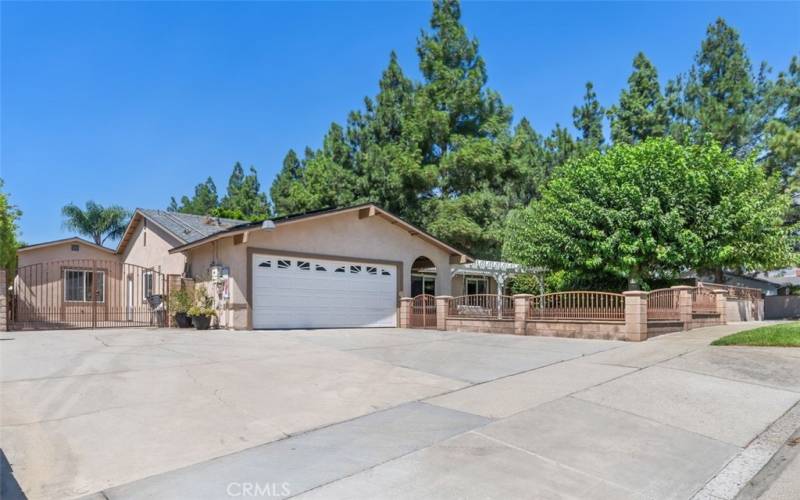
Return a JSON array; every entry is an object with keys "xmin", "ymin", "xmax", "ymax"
[
  {"xmin": 409, "ymin": 294, "xmax": 437, "ymax": 329},
  {"xmin": 9, "ymin": 259, "xmax": 167, "ymax": 330}
]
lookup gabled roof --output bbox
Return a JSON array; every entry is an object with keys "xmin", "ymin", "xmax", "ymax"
[
  {"xmin": 168, "ymin": 203, "xmax": 473, "ymax": 262},
  {"xmin": 17, "ymin": 236, "xmax": 116, "ymax": 254},
  {"xmin": 116, "ymin": 209, "xmax": 248, "ymax": 254}
]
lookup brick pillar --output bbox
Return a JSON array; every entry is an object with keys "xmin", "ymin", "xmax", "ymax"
[
  {"xmin": 435, "ymin": 296, "xmax": 451, "ymax": 331},
  {"xmin": 0, "ymin": 269, "xmax": 6, "ymax": 332},
  {"xmin": 712, "ymin": 289, "xmax": 728, "ymax": 325},
  {"xmin": 623, "ymin": 291, "xmax": 648, "ymax": 341},
  {"xmin": 512, "ymin": 294, "xmax": 532, "ymax": 336},
  {"xmin": 399, "ymin": 297, "xmax": 412, "ymax": 328},
  {"xmin": 671, "ymin": 285, "xmax": 694, "ymax": 331}
]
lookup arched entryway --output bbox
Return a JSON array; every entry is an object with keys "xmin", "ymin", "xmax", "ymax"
[{"xmin": 411, "ymin": 256, "xmax": 436, "ymax": 296}]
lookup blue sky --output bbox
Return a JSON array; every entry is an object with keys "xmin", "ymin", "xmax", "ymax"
[{"xmin": 2, "ymin": 1, "xmax": 798, "ymax": 245}]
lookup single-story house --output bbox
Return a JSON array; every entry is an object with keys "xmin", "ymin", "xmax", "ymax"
[{"xmin": 13, "ymin": 204, "xmax": 494, "ymax": 330}]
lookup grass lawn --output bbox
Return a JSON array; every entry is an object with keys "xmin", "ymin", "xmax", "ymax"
[{"xmin": 711, "ymin": 322, "xmax": 800, "ymax": 347}]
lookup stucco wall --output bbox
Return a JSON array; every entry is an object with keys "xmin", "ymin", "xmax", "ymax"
[
  {"xmin": 525, "ymin": 320, "xmax": 627, "ymax": 340},
  {"xmin": 121, "ymin": 221, "xmax": 186, "ymax": 275},
  {"xmin": 726, "ymin": 298, "xmax": 764, "ymax": 322},
  {"xmin": 18, "ymin": 241, "xmax": 118, "ymax": 268},
  {"xmin": 181, "ymin": 210, "xmax": 454, "ymax": 329}
]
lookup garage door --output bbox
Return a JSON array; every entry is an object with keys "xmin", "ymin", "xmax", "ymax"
[{"xmin": 252, "ymin": 254, "xmax": 398, "ymax": 329}]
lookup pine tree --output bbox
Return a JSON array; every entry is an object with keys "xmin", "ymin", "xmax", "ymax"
[
  {"xmin": 608, "ymin": 53, "xmax": 669, "ymax": 144},
  {"xmin": 572, "ymin": 82, "xmax": 605, "ymax": 151},
  {"xmin": 543, "ymin": 124, "xmax": 577, "ymax": 176},
  {"xmin": 684, "ymin": 18, "xmax": 759, "ymax": 156},
  {"xmin": 169, "ymin": 177, "xmax": 219, "ymax": 215},
  {"xmin": 271, "ymin": 150, "xmax": 303, "ymax": 216},
  {"xmin": 763, "ymin": 56, "xmax": 800, "ymax": 224},
  {"xmin": 218, "ymin": 162, "xmax": 271, "ymax": 220},
  {"xmin": 508, "ymin": 118, "xmax": 546, "ymax": 204}
]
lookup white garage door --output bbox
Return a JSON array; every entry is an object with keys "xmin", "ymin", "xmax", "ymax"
[{"xmin": 252, "ymin": 254, "xmax": 398, "ymax": 329}]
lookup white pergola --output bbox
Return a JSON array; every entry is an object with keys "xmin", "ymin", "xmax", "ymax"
[{"xmin": 451, "ymin": 259, "xmax": 547, "ymax": 297}]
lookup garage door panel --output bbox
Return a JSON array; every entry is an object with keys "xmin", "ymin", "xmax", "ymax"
[{"xmin": 252, "ymin": 254, "xmax": 397, "ymax": 329}]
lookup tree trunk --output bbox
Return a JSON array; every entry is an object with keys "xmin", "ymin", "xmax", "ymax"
[{"xmin": 714, "ymin": 268, "xmax": 724, "ymax": 284}]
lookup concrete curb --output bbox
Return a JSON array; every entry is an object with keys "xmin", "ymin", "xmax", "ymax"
[{"xmin": 691, "ymin": 400, "xmax": 800, "ymax": 500}]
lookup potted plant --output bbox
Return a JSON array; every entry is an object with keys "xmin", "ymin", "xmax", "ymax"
[
  {"xmin": 188, "ymin": 286, "xmax": 216, "ymax": 330},
  {"xmin": 168, "ymin": 289, "xmax": 193, "ymax": 328}
]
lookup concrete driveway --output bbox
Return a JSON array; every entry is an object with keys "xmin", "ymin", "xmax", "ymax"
[{"xmin": 1, "ymin": 324, "xmax": 798, "ymax": 500}]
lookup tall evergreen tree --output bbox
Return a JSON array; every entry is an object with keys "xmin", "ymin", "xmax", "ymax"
[
  {"xmin": 683, "ymin": 18, "xmax": 760, "ymax": 156},
  {"xmin": 218, "ymin": 162, "xmax": 271, "ymax": 220},
  {"xmin": 608, "ymin": 53, "xmax": 669, "ymax": 144},
  {"xmin": 169, "ymin": 177, "xmax": 219, "ymax": 215},
  {"xmin": 572, "ymin": 82, "xmax": 605, "ymax": 150},
  {"xmin": 543, "ymin": 124, "xmax": 577, "ymax": 176},
  {"xmin": 271, "ymin": 150, "xmax": 303, "ymax": 216},
  {"xmin": 763, "ymin": 56, "xmax": 800, "ymax": 194},
  {"xmin": 508, "ymin": 118, "xmax": 546, "ymax": 204}
]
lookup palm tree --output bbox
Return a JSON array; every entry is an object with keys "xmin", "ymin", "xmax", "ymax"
[{"xmin": 61, "ymin": 201, "xmax": 130, "ymax": 246}]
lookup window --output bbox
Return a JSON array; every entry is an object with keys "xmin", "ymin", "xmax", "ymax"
[
  {"xmin": 143, "ymin": 271, "xmax": 154, "ymax": 300},
  {"xmin": 297, "ymin": 261, "xmax": 310, "ymax": 271},
  {"xmin": 334, "ymin": 266, "xmax": 346, "ymax": 273},
  {"xmin": 465, "ymin": 276, "xmax": 488, "ymax": 295},
  {"xmin": 70, "ymin": 244, "xmax": 79, "ymax": 252},
  {"xmin": 350, "ymin": 265, "xmax": 361, "ymax": 274},
  {"xmin": 277, "ymin": 260, "xmax": 291, "ymax": 269},
  {"xmin": 381, "ymin": 269, "xmax": 392, "ymax": 276},
  {"xmin": 411, "ymin": 274, "xmax": 435, "ymax": 296},
  {"xmin": 64, "ymin": 269, "xmax": 105, "ymax": 302},
  {"xmin": 366, "ymin": 266, "xmax": 377, "ymax": 275},
  {"xmin": 258, "ymin": 261, "xmax": 271, "ymax": 268},
  {"xmin": 315, "ymin": 264, "xmax": 327, "ymax": 272}
]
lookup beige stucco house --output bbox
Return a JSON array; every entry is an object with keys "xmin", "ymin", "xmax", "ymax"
[
  {"xmin": 167, "ymin": 204, "xmax": 471, "ymax": 329},
  {"xmin": 13, "ymin": 204, "xmax": 482, "ymax": 330}
]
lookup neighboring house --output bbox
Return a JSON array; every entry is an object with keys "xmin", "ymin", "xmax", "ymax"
[
  {"xmin": 693, "ymin": 271, "xmax": 781, "ymax": 296},
  {"xmin": 116, "ymin": 209, "xmax": 247, "ymax": 275},
  {"xmin": 17, "ymin": 237, "xmax": 118, "ymax": 268},
  {"xmin": 12, "ymin": 203, "xmax": 473, "ymax": 330}
]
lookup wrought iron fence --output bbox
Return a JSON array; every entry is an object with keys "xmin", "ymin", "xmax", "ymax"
[
  {"xmin": 448, "ymin": 294, "xmax": 514, "ymax": 319},
  {"xmin": 647, "ymin": 288, "xmax": 681, "ymax": 320},
  {"xmin": 691, "ymin": 287, "xmax": 717, "ymax": 314},
  {"xmin": 409, "ymin": 294, "xmax": 437, "ymax": 329},
  {"xmin": 10, "ymin": 259, "xmax": 166, "ymax": 330},
  {"xmin": 528, "ymin": 291, "xmax": 625, "ymax": 321}
]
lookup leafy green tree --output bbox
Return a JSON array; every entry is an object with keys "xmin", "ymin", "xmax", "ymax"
[
  {"xmin": 608, "ymin": 53, "xmax": 669, "ymax": 144},
  {"xmin": 0, "ymin": 179, "xmax": 22, "ymax": 275},
  {"xmin": 503, "ymin": 138, "xmax": 794, "ymax": 290},
  {"xmin": 218, "ymin": 162, "xmax": 271, "ymax": 220},
  {"xmin": 572, "ymin": 82, "xmax": 605, "ymax": 151},
  {"xmin": 61, "ymin": 201, "xmax": 130, "ymax": 246},
  {"xmin": 169, "ymin": 177, "xmax": 219, "ymax": 215}
]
